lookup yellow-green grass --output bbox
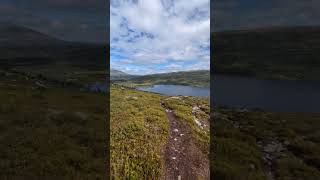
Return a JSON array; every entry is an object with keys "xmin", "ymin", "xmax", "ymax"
[
  {"xmin": 110, "ymin": 85, "xmax": 211, "ymax": 179},
  {"xmin": 213, "ymin": 107, "xmax": 320, "ymax": 180},
  {"xmin": 110, "ymin": 85, "xmax": 168, "ymax": 179},
  {"xmin": 162, "ymin": 96, "xmax": 210, "ymax": 154},
  {"xmin": 113, "ymin": 70, "xmax": 210, "ymax": 88},
  {"xmin": 13, "ymin": 62, "xmax": 107, "ymax": 84},
  {"xmin": 0, "ymin": 71, "xmax": 106, "ymax": 179}
]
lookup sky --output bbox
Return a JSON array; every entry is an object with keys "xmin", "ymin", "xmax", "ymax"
[
  {"xmin": 110, "ymin": 0, "xmax": 210, "ymax": 75},
  {"xmin": 0, "ymin": 0, "xmax": 108, "ymax": 43},
  {"xmin": 213, "ymin": 0, "xmax": 320, "ymax": 31}
]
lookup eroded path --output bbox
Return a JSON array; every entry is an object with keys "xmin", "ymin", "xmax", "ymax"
[{"xmin": 163, "ymin": 105, "xmax": 209, "ymax": 180}]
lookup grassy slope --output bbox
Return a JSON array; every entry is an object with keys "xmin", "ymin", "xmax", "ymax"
[
  {"xmin": 0, "ymin": 26, "xmax": 107, "ymax": 179},
  {"xmin": 212, "ymin": 26, "xmax": 320, "ymax": 179},
  {"xmin": 110, "ymin": 69, "xmax": 133, "ymax": 80},
  {"xmin": 115, "ymin": 70, "xmax": 210, "ymax": 88},
  {"xmin": 0, "ymin": 70, "xmax": 106, "ymax": 179},
  {"xmin": 110, "ymin": 85, "xmax": 168, "ymax": 179},
  {"xmin": 0, "ymin": 28, "xmax": 107, "ymax": 85},
  {"xmin": 213, "ymin": 107, "xmax": 320, "ymax": 180},
  {"xmin": 110, "ymin": 85, "xmax": 210, "ymax": 179},
  {"xmin": 12, "ymin": 62, "xmax": 107, "ymax": 85},
  {"xmin": 212, "ymin": 26, "xmax": 320, "ymax": 80},
  {"xmin": 163, "ymin": 96, "xmax": 210, "ymax": 154}
]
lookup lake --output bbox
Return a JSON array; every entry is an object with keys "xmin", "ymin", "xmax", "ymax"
[
  {"xmin": 137, "ymin": 85, "xmax": 210, "ymax": 97},
  {"xmin": 86, "ymin": 83, "xmax": 108, "ymax": 94},
  {"xmin": 213, "ymin": 75, "xmax": 320, "ymax": 113}
]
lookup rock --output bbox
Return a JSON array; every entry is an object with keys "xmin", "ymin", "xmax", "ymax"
[
  {"xmin": 192, "ymin": 105, "xmax": 200, "ymax": 114},
  {"xmin": 167, "ymin": 96, "xmax": 181, "ymax": 100},
  {"xmin": 233, "ymin": 122, "xmax": 240, "ymax": 129},
  {"xmin": 35, "ymin": 81, "xmax": 47, "ymax": 89},
  {"xmin": 264, "ymin": 144, "xmax": 277, "ymax": 153},
  {"xmin": 74, "ymin": 112, "xmax": 88, "ymax": 120},
  {"xmin": 126, "ymin": 96, "xmax": 138, "ymax": 100},
  {"xmin": 174, "ymin": 138, "xmax": 178, "ymax": 141},
  {"xmin": 263, "ymin": 142, "xmax": 284, "ymax": 153},
  {"xmin": 172, "ymin": 157, "xmax": 176, "ymax": 160},
  {"xmin": 283, "ymin": 140, "xmax": 290, "ymax": 146},
  {"xmin": 194, "ymin": 118, "xmax": 204, "ymax": 129},
  {"xmin": 249, "ymin": 164, "xmax": 255, "ymax": 170},
  {"xmin": 173, "ymin": 129, "xmax": 179, "ymax": 132}
]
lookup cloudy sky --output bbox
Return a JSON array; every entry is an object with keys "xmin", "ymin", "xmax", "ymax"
[
  {"xmin": 213, "ymin": 0, "xmax": 320, "ymax": 31},
  {"xmin": 110, "ymin": 0, "xmax": 210, "ymax": 75},
  {"xmin": 0, "ymin": 0, "xmax": 108, "ymax": 43}
]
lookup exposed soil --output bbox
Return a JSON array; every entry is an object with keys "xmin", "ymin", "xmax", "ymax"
[
  {"xmin": 257, "ymin": 137, "xmax": 287, "ymax": 180},
  {"xmin": 163, "ymin": 107, "xmax": 209, "ymax": 180}
]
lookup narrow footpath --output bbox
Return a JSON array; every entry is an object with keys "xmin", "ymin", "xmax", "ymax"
[{"xmin": 162, "ymin": 104, "xmax": 209, "ymax": 180}]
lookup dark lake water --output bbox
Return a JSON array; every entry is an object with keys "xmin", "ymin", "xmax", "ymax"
[
  {"xmin": 137, "ymin": 85, "xmax": 210, "ymax": 97},
  {"xmin": 89, "ymin": 77, "xmax": 320, "ymax": 113},
  {"xmin": 86, "ymin": 84, "xmax": 107, "ymax": 94},
  {"xmin": 213, "ymin": 75, "xmax": 320, "ymax": 113}
]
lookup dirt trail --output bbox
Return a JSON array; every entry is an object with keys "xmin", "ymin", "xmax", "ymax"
[
  {"xmin": 257, "ymin": 137, "xmax": 287, "ymax": 180},
  {"xmin": 163, "ymin": 106, "xmax": 209, "ymax": 180}
]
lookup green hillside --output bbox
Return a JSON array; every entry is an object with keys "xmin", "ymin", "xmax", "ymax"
[
  {"xmin": 110, "ymin": 69, "xmax": 134, "ymax": 80},
  {"xmin": 0, "ymin": 24, "xmax": 107, "ymax": 85},
  {"xmin": 0, "ymin": 70, "xmax": 105, "ymax": 179},
  {"xmin": 110, "ymin": 85, "xmax": 210, "ymax": 179},
  {"xmin": 212, "ymin": 26, "xmax": 320, "ymax": 80},
  {"xmin": 212, "ymin": 107, "xmax": 320, "ymax": 180},
  {"xmin": 114, "ymin": 70, "xmax": 210, "ymax": 88},
  {"xmin": 0, "ymin": 25, "xmax": 107, "ymax": 179}
]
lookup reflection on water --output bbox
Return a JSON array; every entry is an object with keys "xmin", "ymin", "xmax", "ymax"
[
  {"xmin": 86, "ymin": 84, "xmax": 107, "ymax": 94},
  {"xmin": 213, "ymin": 75, "xmax": 320, "ymax": 113},
  {"xmin": 137, "ymin": 85, "xmax": 210, "ymax": 97}
]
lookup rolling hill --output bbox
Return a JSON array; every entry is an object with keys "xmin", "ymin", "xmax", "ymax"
[
  {"xmin": 0, "ymin": 22, "xmax": 63, "ymax": 47},
  {"xmin": 110, "ymin": 69, "xmax": 134, "ymax": 80},
  {"xmin": 212, "ymin": 26, "xmax": 320, "ymax": 80},
  {"xmin": 112, "ymin": 70, "xmax": 210, "ymax": 87},
  {"xmin": 0, "ymin": 23, "xmax": 107, "ymax": 84},
  {"xmin": 0, "ymin": 23, "xmax": 106, "ymax": 65}
]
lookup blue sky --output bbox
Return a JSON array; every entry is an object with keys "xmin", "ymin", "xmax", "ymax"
[{"xmin": 110, "ymin": 0, "xmax": 210, "ymax": 75}]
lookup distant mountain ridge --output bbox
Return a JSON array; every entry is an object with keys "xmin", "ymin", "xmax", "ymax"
[
  {"xmin": 110, "ymin": 69, "xmax": 129, "ymax": 76},
  {"xmin": 113, "ymin": 70, "xmax": 210, "ymax": 87},
  {"xmin": 0, "ymin": 23, "xmax": 107, "ymax": 69},
  {"xmin": 0, "ymin": 23, "xmax": 64, "ymax": 47},
  {"xmin": 110, "ymin": 69, "xmax": 134, "ymax": 80}
]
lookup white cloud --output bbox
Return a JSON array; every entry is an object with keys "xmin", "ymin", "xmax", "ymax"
[{"xmin": 111, "ymin": 0, "xmax": 210, "ymax": 75}]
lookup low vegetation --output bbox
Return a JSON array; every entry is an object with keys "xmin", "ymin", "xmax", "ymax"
[
  {"xmin": 0, "ymin": 70, "xmax": 106, "ymax": 179},
  {"xmin": 212, "ymin": 107, "xmax": 320, "ymax": 180},
  {"xmin": 163, "ymin": 96, "xmax": 210, "ymax": 154},
  {"xmin": 11, "ymin": 62, "xmax": 107, "ymax": 85},
  {"xmin": 0, "ymin": 24, "xmax": 107, "ymax": 179},
  {"xmin": 110, "ymin": 85, "xmax": 168, "ymax": 179},
  {"xmin": 110, "ymin": 85, "xmax": 210, "ymax": 179},
  {"xmin": 113, "ymin": 70, "xmax": 210, "ymax": 88}
]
